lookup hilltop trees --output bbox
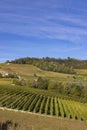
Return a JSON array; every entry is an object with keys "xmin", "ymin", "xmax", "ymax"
[{"xmin": 11, "ymin": 57, "xmax": 87, "ymax": 72}]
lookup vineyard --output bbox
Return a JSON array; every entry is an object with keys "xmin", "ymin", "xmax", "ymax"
[{"xmin": 0, "ymin": 85, "xmax": 87, "ymax": 121}]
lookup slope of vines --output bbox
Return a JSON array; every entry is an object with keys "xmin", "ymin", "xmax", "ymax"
[{"xmin": 0, "ymin": 85, "xmax": 87, "ymax": 121}]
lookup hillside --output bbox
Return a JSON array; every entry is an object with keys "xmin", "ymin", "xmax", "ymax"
[
  {"xmin": 0, "ymin": 62, "xmax": 87, "ymax": 129},
  {"xmin": 0, "ymin": 63, "xmax": 87, "ymax": 101},
  {"xmin": 11, "ymin": 57, "xmax": 87, "ymax": 73},
  {"xmin": 0, "ymin": 84, "xmax": 87, "ymax": 120}
]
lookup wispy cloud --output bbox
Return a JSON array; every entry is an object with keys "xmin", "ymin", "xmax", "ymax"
[
  {"xmin": 0, "ymin": 0, "xmax": 87, "ymax": 44},
  {"xmin": 0, "ymin": 0, "xmax": 87, "ymax": 61}
]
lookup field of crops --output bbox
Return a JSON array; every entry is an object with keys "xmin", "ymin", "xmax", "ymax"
[{"xmin": 0, "ymin": 85, "xmax": 87, "ymax": 121}]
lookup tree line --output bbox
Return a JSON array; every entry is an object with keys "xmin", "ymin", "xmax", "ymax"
[{"xmin": 10, "ymin": 57, "xmax": 87, "ymax": 69}]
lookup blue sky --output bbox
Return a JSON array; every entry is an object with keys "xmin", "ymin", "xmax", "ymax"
[{"xmin": 0, "ymin": 0, "xmax": 87, "ymax": 62}]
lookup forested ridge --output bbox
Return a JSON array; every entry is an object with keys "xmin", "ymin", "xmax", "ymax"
[{"xmin": 10, "ymin": 57, "xmax": 87, "ymax": 74}]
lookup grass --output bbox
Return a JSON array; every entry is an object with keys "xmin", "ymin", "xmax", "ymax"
[
  {"xmin": 0, "ymin": 63, "xmax": 87, "ymax": 84},
  {"xmin": 0, "ymin": 63, "xmax": 71, "ymax": 77},
  {"xmin": 0, "ymin": 109, "xmax": 87, "ymax": 130},
  {"xmin": 0, "ymin": 78, "xmax": 12, "ymax": 86},
  {"xmin": 76, "ymin": 69, "xmax": 87, "ymax": 75}
]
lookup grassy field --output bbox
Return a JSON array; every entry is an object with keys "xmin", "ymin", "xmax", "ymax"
[
  {"xmin": 0, "ymin": 63, "xmax": 87, "ymax": 85},
  {"xmin": 0, "ymin": 109, "xmax": 87, "ymax": 130},
  {"xmin": 0, "ymin": 63, "xmax": 71, "ymax": 77},
  {"xmin": 76, "ymin": 69, "xmax": 87, "ymax": 75}
]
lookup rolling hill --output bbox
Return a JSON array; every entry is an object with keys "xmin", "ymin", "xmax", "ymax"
[{"xmin": 0, "ymin": 62, "xmax": 87, "ymax": 130}]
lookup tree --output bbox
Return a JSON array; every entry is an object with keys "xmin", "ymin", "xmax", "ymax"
[
  {"xmin": 13, "ymin": 79, "xmax": 26, "ymax": 86},
  {"xmin": 37, "ymin": 77, "xmax": 49, "ymax": 90}
]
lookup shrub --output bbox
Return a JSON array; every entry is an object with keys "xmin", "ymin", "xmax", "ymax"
[
  {"xmin": 13, "ymin": 79, "xmax": 26, "ymax": 86},
  {"xmin": 37, "ymin": 77, "xmax": 49, "ymax": 90}
]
